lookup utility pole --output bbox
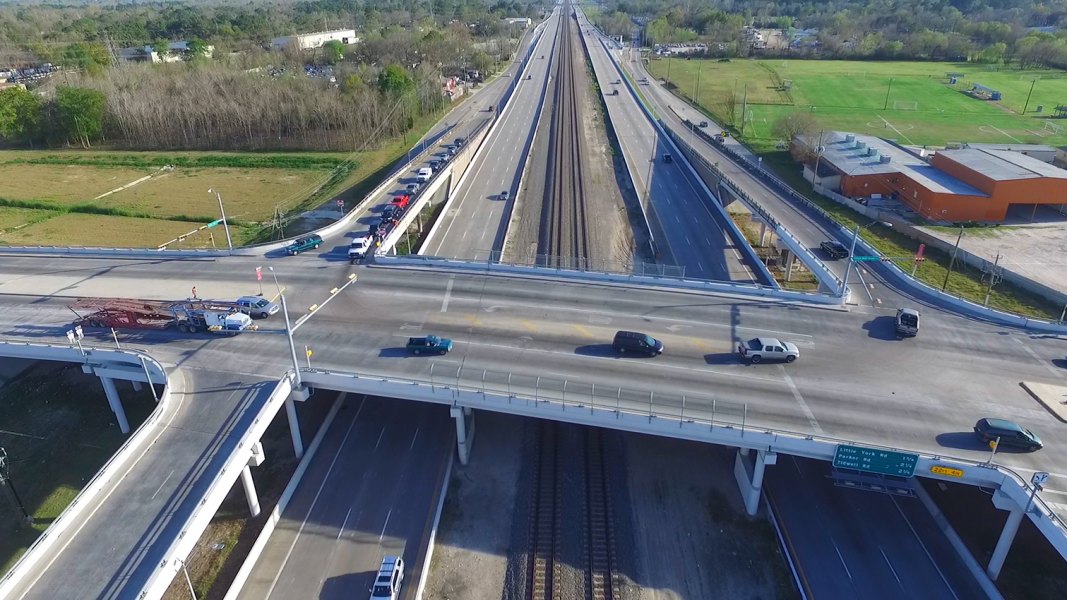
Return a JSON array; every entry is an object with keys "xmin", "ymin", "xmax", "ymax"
[
  {"xmin": 0, "ymin": 447, "xmax": 33, "ymax": 525},
  {"xmin": 1022, "ymin": 79, "xmax": 1037, "ymax": 115},
  {"xmin": 883, "ymin": 77, "xmax": 894, "ymax": 110},
  {"xmin": 741, "ymin": 84, "xmax": 749, "ymax": 135},
  {"xmin": 941, "ymin": 225, "xmax": 964, "ymax": 291},
  {"xmin": 693, "ymin": 58, "xmax": 703, "ymax": 102},
  {"xmin": 983, "ymin": 252, "xmax": 1002, "ymax": 306}
]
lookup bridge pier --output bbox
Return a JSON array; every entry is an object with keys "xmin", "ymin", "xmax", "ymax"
[
  {"xmin": 241, "ymin": 441, "xmax": 265, "ymax": 518},
  {"xmin": 783, "ymin": 251, "xmax": 796, "ymax": 282},
  {"xmin": 131, "ymin": 380, "xmax": 143, "ymax": 392},
  {"xmin": 987, "ymin": 499, "xmax": 1026, "ymax": 581},
  {"xmin": 98, "ymin": 375, "xmax": 130, "ymax": 434},
  {"xmin": 734, "ymin": 449, "xmax": 777, "ymax": 516},
  {"xmin": 450, "ymin": 406, "xmax": 476, "ymax": 466},
  {"xmin": 285, "ymin": 386, "xmax": 310, "ymax": 459}
]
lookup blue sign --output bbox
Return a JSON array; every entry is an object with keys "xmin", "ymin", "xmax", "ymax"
[
  {"xmin": 833, "ymin": 444, "xmax": 918, "ymax": 477},
  {"xmin": 852, "ymin": 256, "xmax": 881, "ymax": 262}
]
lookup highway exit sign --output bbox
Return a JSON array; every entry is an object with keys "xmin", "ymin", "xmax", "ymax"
[
  {"xmin": 852, "ymin": 255, "xmax": 881, "ymax": 262},
  {"xmin": 833, "ymin": 444, "xmax": 919, "ymax": 477}
]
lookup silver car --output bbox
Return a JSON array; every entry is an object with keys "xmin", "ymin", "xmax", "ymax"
[{"xmin": 737, "ymin": 337, "xmax": 799, "ymax": 364}]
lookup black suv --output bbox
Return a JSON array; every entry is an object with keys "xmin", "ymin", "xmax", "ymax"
[
  {"xmin": 612, "ymin": 330, "xmax": 664, "ymax": 356},
  {"xmin": 820, "ymin": 240, "xmax": 849, "ymax": 259}
]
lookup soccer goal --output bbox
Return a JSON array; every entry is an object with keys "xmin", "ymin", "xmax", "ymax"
[
  {"xmin": 1045, "ymin": 120, "xmax": 1067, "ymax": 135},
  {"xmin": 893, "ymin": 100, "xmax": 918, "ymax": 111}
]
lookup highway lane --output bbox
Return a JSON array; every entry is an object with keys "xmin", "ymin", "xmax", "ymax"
[
  {"xmin": 421, "ymin": 10, "xmax": 561, "ymax": 260},
  {"xmin": 7, "ymin": 369, "xmax": 279, "ymax": 600},
  {"xmin": 767, "ymin": 456, "xmax": 993, "ymax": 600},
  {"xmin": 576, "ymin": 9, "xmax": 752, "ymax": 283},
  {"xmin": 612, "ymin": 43, "xmax": 909, "ymax": 309},
  {"xmin": 238, "ymin": 396, "xmax": 451, "ymax": 600}
]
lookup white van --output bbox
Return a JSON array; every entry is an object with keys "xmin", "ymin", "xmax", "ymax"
[{"xmin": 416, "ymin": 167, "xmax": 432, "ymax": 182}]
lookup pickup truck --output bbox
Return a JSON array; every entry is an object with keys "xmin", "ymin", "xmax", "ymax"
[
  {"xmin": 406, "ymin": 335, "xmax": 453, "ymax": 355},
  {"xmin": 738, "ymin": 337, "xmax": 799, "ymax": 364},
  {"xmin": 820, "ymin": 240, "xmax": 849, "ymax": 259}
]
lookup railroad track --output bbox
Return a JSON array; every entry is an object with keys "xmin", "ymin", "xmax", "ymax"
[
  {"xmin": 526, "ymin": 421, "xmax": 561, "ymax": 600},
  {"xmin": 539, "ymin": 4, "xmax": 590, "ymax": 269},
  {"xmin": 524, "ymin": 423, "xmax": 620, "ymax": 600}
]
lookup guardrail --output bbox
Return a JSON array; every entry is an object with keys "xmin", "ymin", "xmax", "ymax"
[
  {"xmin": 377, "ymin": 254, "xmax": 844, "ymax": 305},
  {"xmin": 0, "ymin": 343, "xmax": 170, "ymax": 599}
]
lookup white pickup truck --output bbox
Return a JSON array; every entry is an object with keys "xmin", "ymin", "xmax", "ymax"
[{"xmin": 416, "ymin": 167, "xmax": 432, "ymax": 182}]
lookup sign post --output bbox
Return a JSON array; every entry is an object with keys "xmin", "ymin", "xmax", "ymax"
[
  {"xmin": 912, "ymin": 243, "xmax": 925, "ymax": 276},
  {"xmin": 256, "ymin": 266, "xmax": 263, "ymax": 295}
]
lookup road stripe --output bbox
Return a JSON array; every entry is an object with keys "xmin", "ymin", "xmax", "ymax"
[
  {"xmin": 781, "ymin": 369, "xmax": 823, "ymax": 435},
  {"xmin": 440, "ymin": 277, "xmax": 454, "ymax": 313}
]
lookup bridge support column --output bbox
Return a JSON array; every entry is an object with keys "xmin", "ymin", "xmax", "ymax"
[
  {"xmin": 99, "ymin": 376, "xmax": 130, "ymax": 434},
  {"xmin": 734, "ymin": 449, "xmax": 777, "ymax": 516},
  {"xmin": 783, "ymin": 251, "xmax": 796, "ymax": 282},
  {"xmin": 240, "ymin": 441, "xmax": 265, "ymax": 518},
  {"xmin": 285, "ymin": 398, "xmax": 304, "ymax": 459},
  {"xmin": 987, "ymin": 506, "xmax": 1024, "ymax": 581},
  {"xmin": 450, "ymin": 406, "xmax": 476, "ymax": 466},
  {"xmin": 758, "ymin": 222, "xmax": 768, "ymax": 246}
]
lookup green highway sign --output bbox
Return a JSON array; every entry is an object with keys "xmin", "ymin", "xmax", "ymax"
[
  {"xmin": 852, "ymin": 256, "xmax": 881, "ymax": 262},
  {"xmin": 833, "ymin": 444, "xmax": 919, "ymax": 477},
  {"xmin": 207, "ymin": 219, "xmax": 223, "ymax": 228}
]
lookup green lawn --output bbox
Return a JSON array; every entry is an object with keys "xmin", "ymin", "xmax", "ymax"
[{"xmin": 651, "ymin": 58, "xmax": 1067, "ymax": 152}]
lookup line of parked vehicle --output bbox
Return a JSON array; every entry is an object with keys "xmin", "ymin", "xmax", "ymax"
[{"xmin": 348, "ymin": 136, "xmax": 467, "ymax": 263}]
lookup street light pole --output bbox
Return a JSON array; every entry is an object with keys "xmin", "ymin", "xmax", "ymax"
[
  {"xmin": 208, "ymin": 189, "xmax": 234, "ymax": 253},
  {"xmin": 269, "ymin": 266, "xmax": 303, "ymax": 385},
  {"xmin": 840, "ymin": 224, "xmax": 861, "ymax": 299}
]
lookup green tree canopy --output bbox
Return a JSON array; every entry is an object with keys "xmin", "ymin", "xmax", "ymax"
[
  {"xmin": 54, "ymin": 86, "xmax": 106, "ymax": 148},
  {"xmin": 322, "ymin": 40, "xmax": 345, "ymax": 64},
  {"xmin": 0, "ymin": 87, "xmax": 43, "ymax": 145},
  {"xmin": 377, "ymin": 64, "xmax": 414, "ymax": 96}
]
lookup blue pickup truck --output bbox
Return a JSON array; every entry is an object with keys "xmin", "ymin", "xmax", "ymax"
[{"xmin": 406, "ymin": 335, "xmax": 453, "ymax": 355}]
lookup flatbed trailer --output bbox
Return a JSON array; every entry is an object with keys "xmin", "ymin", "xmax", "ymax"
[{"xmin": 70, "ymin": 298, "xmax": 257, "ymax": 335}]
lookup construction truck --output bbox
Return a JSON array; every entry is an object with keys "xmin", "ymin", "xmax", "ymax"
[{"xmin": 70, "ymin": 298, "xmax": 257, "ymax": 336}]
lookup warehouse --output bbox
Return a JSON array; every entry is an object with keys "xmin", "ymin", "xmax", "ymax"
[{"xmin": 792, "ymin": 131, "xmax": 1067, "ymax": 222}]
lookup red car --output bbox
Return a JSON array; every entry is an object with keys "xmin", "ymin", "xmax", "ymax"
[{"xmin": 391, "ymin": 194, "xmax": 410, "ymax": 209}]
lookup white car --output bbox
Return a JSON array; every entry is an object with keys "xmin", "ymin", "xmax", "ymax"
[
  {"xmin": 234, "ymin": 296, "xmax": 279, "ymax": 319},
  {"xmin": 737, "ymin": 337, "xmax": 799, "ymax": 364},
  {"xmin": 370, "ymin": 556, "xmax": 404, "ymax": 600}
]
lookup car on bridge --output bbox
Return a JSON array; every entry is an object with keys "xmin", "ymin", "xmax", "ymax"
[
  {"xmin": 235, "ymin": 296, "xmax": 279, "ymax": 319},
  {"xmin": 407, "ymin": 335, "xmax": 453, "ymax": 355},
  {"xmin": 405, "ymin": 182, "xmax": 421, "ymax": 194},
  {"xmin": 738, "ymin": 337, "xmax": 799, "ymax": 363},
  {"xmin": 613, "ymin": 330, "xmax": 663, "ymax": 356},
  {"xmin": 820, "ymin": 240, "xmax": 849, "ymax": 259},
  {"xmin": 348, "ymin": 236, "xmax": 372, "ymax": 263},
  {"xmin": 370, "ymin": 555, "xmax": 404, "ymax": 599},
  {"xmin": 285, "ymin": 234, "xmax": 323, "ymax": 255},
  {"xmin": 974, "ymin": 418, "xmax": 1043, "ymax": 451}
]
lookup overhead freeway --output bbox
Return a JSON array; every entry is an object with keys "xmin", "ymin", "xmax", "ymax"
[{"xmin": 0, "ymin": 255, "xmax": 1066, "ymax": 597}]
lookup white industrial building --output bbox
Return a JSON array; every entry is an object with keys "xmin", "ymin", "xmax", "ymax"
[
  {"xmin": 272, "ymin": 29, "xmax": 359, "ymax": 51},
  {"xmin": 118, "ymin": 41, "xmax": 215, "ymax": 64}
]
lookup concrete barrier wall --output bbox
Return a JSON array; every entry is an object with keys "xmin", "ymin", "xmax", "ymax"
[
  {"xmin": 377, "ymin": 255, "xmax": 844, "ymax": 305},
  {"xmin": 0, "ymin": 344, "xmax": 170, "ymax": 599}
]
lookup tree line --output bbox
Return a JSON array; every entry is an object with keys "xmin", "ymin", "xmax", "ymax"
[
  {"xmin": 592, "ymin": 0, "xmax": 1067, "ymax": 69},
  {"xmin": 0, "ymin": 59, "xmax": 448, "ymax": 151}
]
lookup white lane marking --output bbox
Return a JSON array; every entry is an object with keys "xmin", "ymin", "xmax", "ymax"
[
  {"xmin": 891, "ymin": 496, "xmax": 960, "ymax": 600},
  {"xmin": 879, "ymin": 547, "xmax": 904, "ymax": 588},
  {"xmin": 338, "ymin": 507, "xmax": 353, "ymax": 541},
  {"xmin": 1013, "ymin": 337, "xmax": 1064, "ymax": 379},
  {"xmin": 265, "ymin": 400, "xmax": 365, "ymax": 599},
  {"xmin": 374, "ymin": 428, "xmax": 386, "ymax": 450},
  {"xmin": 379, "ymin": 508, "xmax": 393, "ymax": 541},
  {"xmin": 781, "ymin": 369, "xmax": 823, "ymax": 434},
  {"xmin": 410, "ymin": 427, "xmax": 420, "ymax": 450},
  {"xmin": 151, "ymin": 470, "xmax": 175, "ymax": 501},
  {"xmin": 441, "ymin": 277, "xmax": 454, "ymax": 313},
  {"xmin": 832, "ymin": 541, "xmax": 854, "ymax": 581},
  {"xmin": 854, "ymin": 268, "xmax": 876, "ymax": 303}
]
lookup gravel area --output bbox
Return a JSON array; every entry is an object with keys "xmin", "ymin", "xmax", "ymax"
[
  {"xmin": 424, "ymin": 411, "xmax": 796, "ymax": 600},
  {"xmin": 423, "ymin": 411, "xmax": 524, "ymax": 600}
]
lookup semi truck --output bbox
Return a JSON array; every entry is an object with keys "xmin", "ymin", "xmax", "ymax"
[{"xmin": 70, "ymin": 298, "xmax": 257, "ymax": 335}]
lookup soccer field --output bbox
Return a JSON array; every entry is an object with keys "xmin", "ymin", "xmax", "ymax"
[{"xmin": 648, "ymin": 59, "xmax": 1067, "ymax": 150}]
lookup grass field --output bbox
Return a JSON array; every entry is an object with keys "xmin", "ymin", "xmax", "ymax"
[
  {"xmin": 0, "ymin": 363, "xmax": 156, "ymax": 576},
  {"xmin": 0, "ymin": 105, "xmax": 447, "ymax": 248},
  {"xmin": 649, "ymin": 58, "xmax": 1067, "ymax": 152}
]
